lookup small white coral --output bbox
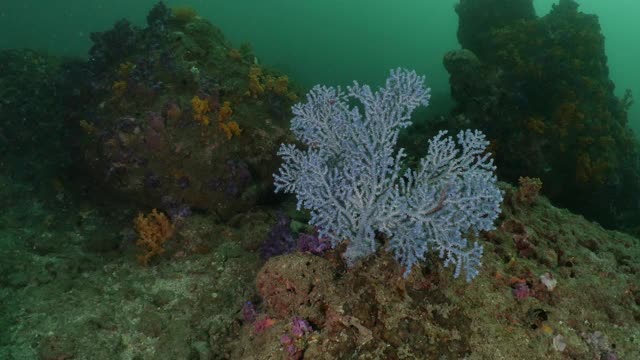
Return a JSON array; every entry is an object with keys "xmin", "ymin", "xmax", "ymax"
[{"xmin": 540, "ymin": 272, "xmax": 558, "ymax": 291}]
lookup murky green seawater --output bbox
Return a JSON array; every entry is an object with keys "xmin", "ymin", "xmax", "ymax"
[{"xmin": 0, "ymin": 0, "xmax": 637, "ymax": 132}]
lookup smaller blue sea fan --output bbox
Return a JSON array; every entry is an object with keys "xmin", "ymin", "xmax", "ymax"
[{"xmin": 274, "ymin": 68, "xmax": 502, "ymax": 281}]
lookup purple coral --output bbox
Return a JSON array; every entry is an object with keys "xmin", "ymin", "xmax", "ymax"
[
  {"xmin": 280, "ymin": 335, "xmax": 300, "ymax": 359},
  {"xmin": 224, "ymin": 160, "xmax": 251, "ymax": 197},
  {"xmin": 143, "ymin": 171, "xmax": 161, "ymax": 189},
  {"xmin": 161, "ymin": 195, "xmax": 192, "ymax": 221},
  {"xmin": 206, "ymin": 160, "xmax": 252, "ymax": 198},
  {"xmin": 241, "ymin": 301, "xmax": 275, "ymax": 334},
  {"xmin": 291, "ymin": 317, "xmax": 312, "ymax": 337},
  {"xmin": 512, "ymin": 282, "xmax": 531, "ymax": 300},
  {"xmin": 176, "ymin": 175, "xmax": 190, "ymax": 190},
  {"xmin": 260, "ymin": 213, "xmax": 296, "ymax": 260},
  {"xmin": 297, "ymin": 230, "xmax": 331, "ymax": 255},
  {"xmin": 279, "ymin": 317, "xmax": 312, "ymax": 359},
  {"xmin": 242, "ymin": 301, "xmax": 258, "ymax": 323}
]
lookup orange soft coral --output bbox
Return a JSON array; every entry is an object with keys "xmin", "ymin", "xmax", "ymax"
[
  {"xmin": 112, "ymin": 80, "xmax": 127, "ymax": 98},
  {"xmin": 191, "ymin": 95, "xmax": 212, "ymax": 125},
  {"xmin": 264, "ymin": 75, "xmax": 289, "ymax": 96},
  {"xmin": 552, "ymin": 101, "xmax": 584, "ymax": 137},
  {"xmin": 516, "ymin": 176, "xmax": 543, "ymax": 205},
  {"xmin": 228, "ymin": 48, "xmax": 243, "ymax": 62},
  {"xmin": 247, "ymin": 65, "xmax": 265, "ymax": 97},
  {"xmin": 526, "ymin": 116, "xmax": 546, "ymax": 134},
  {"xmin": 79, "ymin": 119, "xmax": 96, "ymax": 135},
  {"xmin": 247, "ymin": 66, "xmax": 297, "ymax": 100},
  {"xmin": 265, "ymin": 74, "xmax": 298, "ymax": 101},
  {"xmin": 117, "ymin": 62, "xmax": 135, "ymax": 79},
  {"xmin": 220, "ymin": 121, "xmax": 242, "ymax": 140},
  {"xmin": 171, "ymin": 6, "xmax": 198, "ymax": 24},
  {"xmin": 166, "ymin": 103, "xmax": 182, "ymax": 122},
  {"xmin": 218, "ymin": 101, "xmax": 233, "ymax": 123},
  {"xmin": 217, "ymin": 101, "xmax": 242, "ymax": 139},
  {"xmin": 134, "ymin": 209, "xmax": 174, "ymax": 266},
  {"xmin": 575, "ymin": 152, "xmax": 608, "ymax": 185}
]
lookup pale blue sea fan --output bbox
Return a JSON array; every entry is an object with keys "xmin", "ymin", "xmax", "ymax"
[{"xmin": 274, "ymin": 68, "xmax": 502, "ymax": 281}]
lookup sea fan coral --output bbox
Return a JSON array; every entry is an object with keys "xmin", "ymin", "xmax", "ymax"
[{"xmin": 274, "ymin": 69, "xmax": 502, "ymax": 280}]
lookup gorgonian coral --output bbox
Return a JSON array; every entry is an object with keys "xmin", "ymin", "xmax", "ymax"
[{"xmin": 274, "ymin": 69, "xmax": 502, "ymax": 280}]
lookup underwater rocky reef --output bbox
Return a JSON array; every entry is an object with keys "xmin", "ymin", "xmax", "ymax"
[
  {"xmin": 438, "ymin": 0, "xmax": 640, "ymax": 230},
  {"xmin": 1, "ymin": 1, "xmax": 639, "ymax": 359},
  {"xmin": 77, "ymin": 2, "xmax": 299, "ymax": 221}
]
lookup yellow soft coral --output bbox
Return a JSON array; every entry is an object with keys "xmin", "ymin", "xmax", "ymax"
[
  {"xmin": 171, "ymin": 6, "xmax": 198, "ymax": 24},
  {"xmin": 79, "ymin": 119, "xmax": 96, "ymax": 135},
  {"xmin": 218, "ymin": 101, "xmax": 233, "ymax": 123},
  {"xmin": 526, "ymin": 116, "xmax": 545, "ymax": 134},
  {"xmin": 117, "ymin": 62, "xmax": 135, "ymax": 79},
  {"xmin": 576, "ymin": 153, "xmax": 608, "ymax": 185},
  {"xmin": 247, "ymin": 65, "xmax": 265, "ymax": 97},
  {"xmin": 191, "ymin": 96, "xmax": 211, "ymax": 125},
  {"xmin": 134, "ymin": 209, "xmax": 174, "ymax": 266},
  {"xmin": 266, "ymin": 75, "xmax": 297, "ymax": 100},
  {"xmin": 217, "ymin": 101, "xmax": 242, "ymax": 139},
  {"xmin": 219, "ymin": 121, "xmax": 242, "ymax": 140},
  {"xmin": 264, "ymin": 75, "xmax": 289, "ymax": 96},
  {"xmin": 553, "ymin": 101, "xmax": 584, "ymax": 137},
  {"xmin": 246, "ymin": 66, "xmax": 297, "ymax": 100},
  {"xmin": 112, "ymin": 80, "xmax": 127, "ymax": 98},
  {"xmin": 228, "ymin": 48, "xmax": 243, "ymax": 62}
]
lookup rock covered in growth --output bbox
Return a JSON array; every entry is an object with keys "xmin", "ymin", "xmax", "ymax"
[
  {"xmin": 455, "ymin": 0, "xmax": 536, "ymax": 60},
  {"xmin": 255, "ymin": 253, "xmax": 336, "ymax": 326},
  {"xmin": 234, "ymin": 182, "xmax": 640, "ymax": 359},
  {"xmin": 78, "ymin": 2, "xmax": 298, "ymax": 219},
  {"xmin": 442, "ymin": 0, "xmax": 640, "ymax": 229},
  {"xmin": 443, "ymin": 49, "xmax": 487, "ymax": 106},
  {"xmin": 236, "ymin": 248, "xmax": 473, "ymax": 359}
]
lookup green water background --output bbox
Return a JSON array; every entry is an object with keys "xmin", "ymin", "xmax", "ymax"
[{"xmin": 1, "ymin": 0, "xmax": 637, "ymax": 133}]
